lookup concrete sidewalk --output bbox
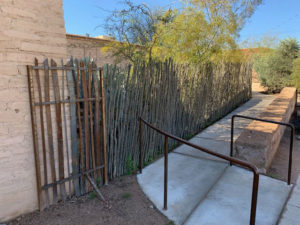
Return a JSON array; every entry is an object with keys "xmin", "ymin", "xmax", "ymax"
[
  {"xmin": 137, "ymin": 92, "xmax": 294, "ymax": 225},
  {"xmin": 278, "ymin": 175, "xmax": 300, "ymax": 225},
  {"xmin": 174, "ymin": 92, "xmax": 275, "ymax": 162}
]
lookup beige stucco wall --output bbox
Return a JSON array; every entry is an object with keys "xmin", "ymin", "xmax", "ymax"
[
  {"xmin": 66, "ymin": 34, "xmax": 112, "ymax": 66},
  {"xmin": 0, "ymin": 0, "xmax": 67, "ymax": 222}
]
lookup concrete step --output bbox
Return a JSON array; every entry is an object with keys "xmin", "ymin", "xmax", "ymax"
[
  {"xmin": 278, "ymin": 175, "xmax": 300, "ymax": 225},
  {"xmin": 185, "ymin": 166, "xmax": 292, "ymax": 225},
  {"xmin": 138, "ymin": 155, "xmax": 292, "ymax": 225},
  {"xmin": 137, "ymin": 93, "xmax": 291, "ymax": 225},
  {"xmin": 137, "ymin": 153, "xmax": 228, "ymax": 225}
]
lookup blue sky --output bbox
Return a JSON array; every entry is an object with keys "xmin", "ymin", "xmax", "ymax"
[{"xmin": 63, "ymin": 0, "xmax": 300, "ymax": 44}]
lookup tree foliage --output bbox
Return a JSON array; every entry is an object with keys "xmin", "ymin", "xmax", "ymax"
[
  {"xmin": 102, "ymin": 1, "xmax": 168, "ymax": 63},
  {"xmin": 103, "ymin": 0, "xmax": 262, "ymax": 63},
  {"xmin": 253, "ymin": 38, "xmax": 299, "ymax": 92},
  {"xmin": 156, "ymin": 0, "xmax": 262, "ymax": 63}
]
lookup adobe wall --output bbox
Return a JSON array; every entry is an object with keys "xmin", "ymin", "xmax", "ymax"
[
  {"xmin": 0, "ymin": 0, "xmax": 67, "ymax": 222},
  {"xmin": 66, "ymin": 34, "xmax": 128, "ymax": 67}
]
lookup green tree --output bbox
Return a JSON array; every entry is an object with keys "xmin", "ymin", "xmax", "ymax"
[
  {"xmin": 102, "ymin": 1, "xmax": 170, "ymax": 63},
  {"xmin": 155, "ymin": 0, "xmax": 262, "ymax": 63},
  {"xmin": 253, "ymin": 38, "xmax": 299, "ymax": 92},
  {"xmin": 103, "ymin": 0, "xmax": 262, "ymax": 63}
]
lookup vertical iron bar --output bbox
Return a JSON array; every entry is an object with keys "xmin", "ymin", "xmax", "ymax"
[
  {"xmin": 66, "ymin": 59, "xmax": 80, "ymax": 197},
  {"xmin": 34, "ymin": 58, "xmax": 49, "ymax": 206},
  {"xmin": 100, "ymin": 68, "xmax": 108, "ymax": 185},
  {"xmin": 164, "ymin": 135, "xmax": 168, "ymax": 210},
  {"xmin": 250, "ymin": 173, "xmax": 259, "ymax": 225},
  {"xmin": 80, "ymin": 61, "xmax": 90, "ymax": 192},
  {"xmin": 92, "ymin": 62, "xmax": 101, "ymax": 179},
  {"xmin": 230, "ymin": 116, "xmax": 235, "ymax": 166},
  {"xmin": 61, "ymin": 59, "xmax": 72, "ymax": 199},
  {"xmin": 44, "ymin": 59, "xmax": 58, "ymax": 203},
  {"xmin": 51, "ymin": 59, "xmax": 67, "ymax": 200},
  {"xmin": 139, "ymin": 118, "xmax": 143, "ymax": 174},
  {"xmin": 27, "ymin": 65, "xmax": 42, "ymax": 210},
  {"xmin": 288, "ymin": 125, "xmax": 294, "ymax": 185},
  {"xmin": 75, "ymin": 60, "xmax": 85, "ymax": 194},
  {"xmin": 87, "ymin": 62, "xmax": 97, "ymax": 181}
]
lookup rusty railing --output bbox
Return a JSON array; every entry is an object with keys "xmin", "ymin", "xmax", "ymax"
[
  {"xmin": 139, "ymin": 117, "xmax": 260, "ymax": 225},
  {"xmin": 230, "ymin": 114, "xmax": 295, "ymax": 185}
]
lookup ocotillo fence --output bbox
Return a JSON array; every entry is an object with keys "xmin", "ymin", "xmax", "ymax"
[{"xmin": 103, "ymin": 59, "xmax": 252, "ymax": 178}]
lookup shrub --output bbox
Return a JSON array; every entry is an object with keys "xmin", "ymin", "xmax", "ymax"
[
  {"xmin": 125, "ymin": 156, "xmax": 137, "ymax": 175},
  {"xmin": 122, "ymin": 192, "xmax": 131, "ymax": 199},
  {"xmin": 253, "ymin": 38, "xmax": 299, "ymax": 93},
  {"xmin": 292, "ymin": 58, "xmax": 300, "ymax": 90}
]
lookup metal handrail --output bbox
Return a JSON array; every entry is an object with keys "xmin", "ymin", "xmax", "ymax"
[
  {"xmin": 230, "ymin": 114, "xmax": 295, "ymax": 185},
  {"xmin": 139, "ymin": 117, "xmax": 260, "ymax": 225}
]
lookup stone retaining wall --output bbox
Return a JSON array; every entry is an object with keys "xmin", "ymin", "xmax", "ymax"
[{"xmin": 234, "ymin": 87, "xmax": 296, "ymax": 172}]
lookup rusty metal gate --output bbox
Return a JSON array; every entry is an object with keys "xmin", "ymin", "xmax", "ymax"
[{"xmin": 27, "ymin": 58, "xmax": 107, "ymax": 209}]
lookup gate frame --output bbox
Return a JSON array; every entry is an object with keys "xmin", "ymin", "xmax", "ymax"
[{"xmin": 27, "ymin": 58, "xmax": 108, "ymax": 209}]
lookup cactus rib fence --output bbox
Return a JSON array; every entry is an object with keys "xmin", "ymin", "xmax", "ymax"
[{"xmin": 104, "ymin": 59, "xmax": 252, "ymax": 178}]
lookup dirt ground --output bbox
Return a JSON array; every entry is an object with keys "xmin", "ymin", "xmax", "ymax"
[
  {"xmin": 7, "ymin": 175, "xmax": 170, "ymax": 225},
  {"xmin": 268, "ymin": 119, "xmax": 300, "ymax": 184},
  {"xmin": 252, "ymin": 82, "xmax": 268, "ymax": 93}
]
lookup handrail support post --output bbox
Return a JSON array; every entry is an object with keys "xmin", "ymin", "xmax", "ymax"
[
  {"xmin": 230, "ymin": 116, "xmax": 235, "ymax": 166},
  {"xmin": 288, "ymin": 125, "xmax": 294, "ymax": 185},
  {"xmin": 164, "ymin": 135, "xmax": 168, "ymax": 210},
  {"xmin": 250, "ymin": 173, "xmax": 259, "ymax": 225}
]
